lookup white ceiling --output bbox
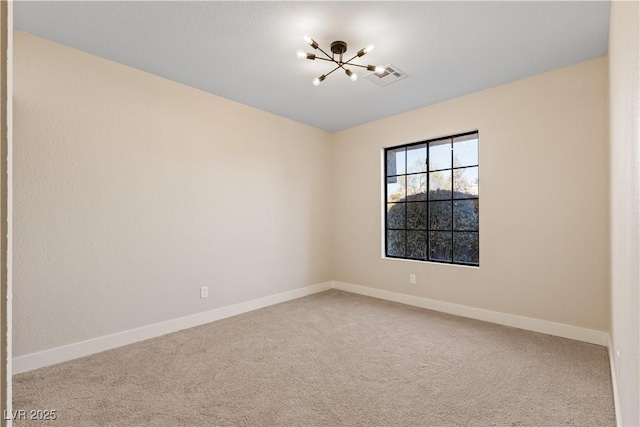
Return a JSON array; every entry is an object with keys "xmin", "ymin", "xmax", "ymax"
[{"xmin": 14, "ymin": 1, "xmax": 611, "ymax": 132}]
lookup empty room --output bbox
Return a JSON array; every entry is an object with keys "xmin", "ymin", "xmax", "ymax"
[{"xmin": 1, "ymin": 1, "xmax": 639, "ymax": 426}]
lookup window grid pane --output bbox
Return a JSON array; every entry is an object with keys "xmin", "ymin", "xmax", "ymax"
[{"xmin": 384, "ymin": 131, "xmax": 479, "ymax": 266}]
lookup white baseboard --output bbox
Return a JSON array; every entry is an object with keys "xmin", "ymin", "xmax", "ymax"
[
  {"xmin": 12, "ymin": 282, "xmax": 332, "ymax": 374},
  {"xmin": 607, "ymin": 334, "xmax": 622, "ymax": 426},
  {"xmin": 331, "ymin": 281, "xmax": 608, "ymax": 346},
  {"xmin": 14, "ymin": 280, "xmax": 609, "ymax": 374}
]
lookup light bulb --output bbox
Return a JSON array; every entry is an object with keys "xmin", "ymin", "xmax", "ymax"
[
  {"xmin": 345, "ymin": 69, "xmax": 358, "ymax": 82},
  {"xmin": 312, "ymin": 75, "xmax": 326, "ymax": 86},
  {"xmin": 296, "ymin": 50, "xmax": 306, "ymax": 59},
  {"xmin": 357, "ymin": 44, "xmax": 375, "ymax": 57},
  {"xmin": 375, "ymin": 65, "xmax": 386, "ymax": 74},
  {"xmin": 303, "ymin": 35, "xmax": 319, "ymax": 49}
]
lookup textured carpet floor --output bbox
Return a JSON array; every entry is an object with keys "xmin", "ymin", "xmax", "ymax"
[{"xmin": 13, "ymin": 290, "xmax": 615, "ymax": 426}]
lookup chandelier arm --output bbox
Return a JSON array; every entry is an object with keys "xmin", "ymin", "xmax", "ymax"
[
  {"xmin": 314, "ymin": 57, "xmax": 337, "ymax": 63},
  {"xmin": 343, "ymin": 54, "xmax": 361, "ymax": 65},
  {"xmin": 324, "ymin": 64, "xmax": 341, "ymax": 77},
  {"xmin": 316, "ymin": 46, "xmax": 336, "ymax": 62},
  {"xmin": 315, "ymin": 58, "xmax": 352, "ymax": 79},
  {"xmin": 315, "ymin": 55, "xmax": 348, "ymax": 74},
  {"xmin": 336, "ymin": 63, "xmax": 352, "ymax": 73},
  {"xmin": 345, "ymin": 63, "xmax": 371, "ymax": 69}
]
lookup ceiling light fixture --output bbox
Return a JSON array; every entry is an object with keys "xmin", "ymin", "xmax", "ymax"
[{"xmin": 299, "ymin": 36, "xmax": 386, "ymax": 86}]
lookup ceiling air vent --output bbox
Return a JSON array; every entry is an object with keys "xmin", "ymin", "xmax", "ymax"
[{"xmin": 365, "ymin": 65, "xmax": 408, "ymax": 87}]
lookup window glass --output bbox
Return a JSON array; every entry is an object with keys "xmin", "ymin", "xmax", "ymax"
[
  {"xmin": 429, "ymin": 170, "xmax": 452, "ymax": 200},
  {"xmin": 454, "ymin": 232, "xmax": 479, "ymax": 264},
  {"xmin": 386, "ymin": 147, "xmax": 406, "ymax": 176},
  {"xmin": 384, "ymin": 132, "xmax": 479, "ymax": 266},
  {"xmin": 406, "ymin": 202, "xmax": 427, "ymax": 230},
  {"xmin": 387, "ymin": 230, "xmax": 406, "ymax": 257},
  {"xmin": 429, "ymin": 139, "xmax": 452, "ymax": 171},
  {"xmin": 407, "ymin": 231, "xmax": 428, "ymax": 259},
  {"xmin": 387, "ymin": 176, "xmax": 406, "ymax": 202},
  {"xmin": 453, "ymin": 167, "xmax": 478, "ymax": 198},
  {"xmin": 407, "ymin": 173, "xmax": 427, "ymax": 200},
  {"xmin": 453, "ymin": 200, "xmax": 479, "ymax": 231},
  {"xmin": 429, "ymin": 231, "xmax": 453, "ymax": 262},
  {"xmin": 453, "ymin": 135, "xmax": 478, "ymax": 168},
  {"xmin": 407, "ymin": 144, "xmax": 427, "ymax": 173},
  {"xmin": 386, "ymin": 203, "xmax": 405, "ymax": 229}
]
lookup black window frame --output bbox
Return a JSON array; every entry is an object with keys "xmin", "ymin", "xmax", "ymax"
[{"xmin": 384, "ymin": 131, "xmax": 479, "ymax": 266}]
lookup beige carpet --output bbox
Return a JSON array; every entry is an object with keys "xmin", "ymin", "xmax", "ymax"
[{"xmin": 13, "ymin": 290, "xmax": 615, "ymax": 426}]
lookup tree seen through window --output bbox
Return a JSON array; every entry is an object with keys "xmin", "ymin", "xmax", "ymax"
[{"xmin": 385, "ymin": 132, "xmax": 479, "ymax": 265}]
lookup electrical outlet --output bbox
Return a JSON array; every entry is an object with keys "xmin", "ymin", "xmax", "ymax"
[
  {"xmin": 200, "ymin": 286, "xmax": 208, "ymax": 299},
  {"xmin": 409, "ymin": 274, "xmax": 416, "ymax": 285}
]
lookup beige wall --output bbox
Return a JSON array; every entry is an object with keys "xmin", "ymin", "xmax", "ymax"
[
  {"xmin": 331, "ymin": 58, "xmax": 610, "ymax": 331},
  {"xmin": 14, "ymin": 30, "xmax": 612, "ymax": 363},
  {"xmin": 609, "ymin": 1, "xmax": 640, "ymax": 425},
  {"xmin": 13, "ymin": 31, "xmax": 332, "ymax": 356}
]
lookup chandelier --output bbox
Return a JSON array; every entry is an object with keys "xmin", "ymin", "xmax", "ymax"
[{"xmin": 297, "ymin": 36, "xmax": 386, "ymax": 86}]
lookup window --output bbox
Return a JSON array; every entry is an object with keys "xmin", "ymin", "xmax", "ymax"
[{"xmin": 384, "ymin": 131, "xmax": 479, "ymax": 266}]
